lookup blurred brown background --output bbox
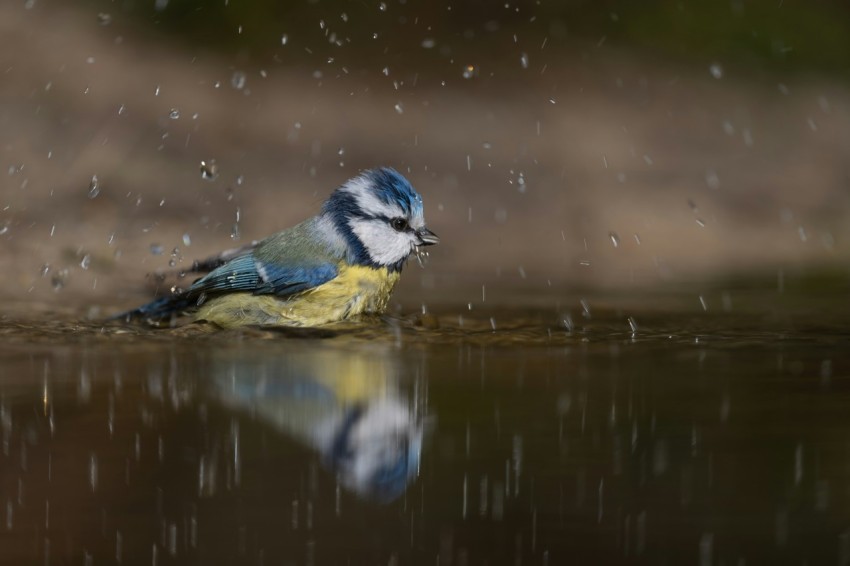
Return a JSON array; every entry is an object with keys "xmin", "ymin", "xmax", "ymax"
[{"xmin": 1, "ymin": 0, "xmax": 848, "ymax": 314}]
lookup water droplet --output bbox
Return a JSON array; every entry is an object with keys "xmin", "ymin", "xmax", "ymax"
[
  {"xmin": 378, "ymin": 2, "xmax": 387, "ymax": 11},
  {"xmin": 421, "ymin": 38, "xmax": 435, "ymax": 49},
  {"xmin": 280, "ymin": 33, "xmax": 288, "ymax": 45},
  {"xmin": 199, "ymin": 160, "xmax": 219, "ymax": 181},
  {"xmin": 394, "ymin": 102, "xmax": 404, "ymax": 114},
  {"xmin": 382, "ymin": 66, "xmax": 390, "ymax": 76},
  {"xmin": 51, "ymin": 269, "xmax": 69, "ymax": 291},
  {"xmin": 231, "ymin": 71, "xmax": 247, "ymax": 90},
  {"xmin": 87, "ymin": 175, "xmax": 100, "ymax": 199},
  {"xmin": 182, "ymin": 233, "xmax": 191, "ymax": 246},
  {"xmin": 462, "ymin": 64, "xmax": 476, "ymax": 79},
  {"xmin": 150, "ymin": 244, "xmax": 164, "ymax": 256},
  {"xmin": 97, "ymin": 13, "xmax": 112, "ymax": 26},
  {"xmin": 520, "ymin": 53, "xmax": 529, "ymax": 69},
  {"xmin": 168, "ymin": 108, "xmax": 180, "ymax": 120},
  {"xmin": 709, "ymin": 63, "xmax": 723, "ymax": 79},
  {"xmin": 80, "ymin": 255, "xmax": 91, "ymax": 270},
  {"xmin": 609, "ymin": 232, "xmax": 620, "ymax": 248}
]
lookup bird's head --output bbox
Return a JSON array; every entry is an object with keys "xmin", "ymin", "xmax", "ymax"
[{"xmin": 323, "ymin": 168, "xmax": 439, "ymax": 271}]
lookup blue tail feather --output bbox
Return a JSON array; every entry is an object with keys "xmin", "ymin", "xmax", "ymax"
[{"xmin": 112, "ymin": 294, "xmax": 195, "ymax": 322}]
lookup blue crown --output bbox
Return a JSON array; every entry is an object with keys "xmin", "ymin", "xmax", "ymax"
[{"xmin": 364, "ymin": 168, "xmax": 424, "ymax": 218}]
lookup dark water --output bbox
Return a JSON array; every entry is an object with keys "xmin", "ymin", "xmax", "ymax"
[{"xmin": 1, "ymin": 305, "xmax": 849, "ymax": 565}]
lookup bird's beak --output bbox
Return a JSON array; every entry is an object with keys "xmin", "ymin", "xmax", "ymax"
[{"xmin": 416, "ymin": 227, "xmax": 440, "ymax": 246}]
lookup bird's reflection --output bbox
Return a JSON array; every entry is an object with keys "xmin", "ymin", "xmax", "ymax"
[{"xmin": 211, "ymin": 346, "xmax": 426, "ymax": 503}]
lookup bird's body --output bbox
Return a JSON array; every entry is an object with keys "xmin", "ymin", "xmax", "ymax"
[
  {"xmin": 195, "ymin": 263, "xmax": 401, "ymax": 327},
  {"xmin": 119, "ymin": 168, "xmax": 438, "ymax": 328}
]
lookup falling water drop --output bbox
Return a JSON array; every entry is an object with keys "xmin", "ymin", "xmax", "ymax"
[
  {"xmin": 87, "ymin": 175, "xmax": 100, "ymax": 199},
  {"xmin": 50, "ymin": 270, "xmax": 67, "ymax": 291},
  {"xmin": 231, "ymin": 71, "xmax": 247, "ymax": 90},
  {"xmin": 709, "ymin": 63, "xmax": 723, "ymax": 79},
  {"xmin": 199, "ymin": 160, "xmax": 219, "ymax": 181}
]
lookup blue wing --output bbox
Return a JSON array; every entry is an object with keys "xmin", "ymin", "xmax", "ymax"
[
  {"xmin": 116, "ymin": 217, "xmax": 345, "ymax": 322},
  {"xmin": 191, "ymin": 254, "xmax": 337, "ymax": 297},
  {"xmin": 117, "ymin": 252, "xmax": 338, "ymax": 321}
]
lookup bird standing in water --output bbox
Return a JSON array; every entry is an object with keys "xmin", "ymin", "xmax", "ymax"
[{"xmin": 119, "ymin": 168, "xmax": 439, "ymax": 328}]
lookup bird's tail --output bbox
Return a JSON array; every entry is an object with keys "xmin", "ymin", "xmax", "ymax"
[{"xmin": 112, "ymin": 294, "xmax": 195, "ymax": 323}]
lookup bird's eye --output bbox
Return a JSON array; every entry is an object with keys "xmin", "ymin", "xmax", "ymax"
[{"xmin": 391, "ymin": 218, "xmax": 408, "ymax": 231}]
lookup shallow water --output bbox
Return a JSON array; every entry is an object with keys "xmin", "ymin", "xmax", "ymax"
[{"xmin": 1, "ymin": 301, "xmax": 849, "ymax": 565}]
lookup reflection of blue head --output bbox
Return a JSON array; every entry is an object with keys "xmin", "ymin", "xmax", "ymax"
[{"xmin": 326, "ymin": 402, "xmax": 422, "ymax": 503}]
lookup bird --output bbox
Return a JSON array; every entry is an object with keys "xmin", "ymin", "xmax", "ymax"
[{"xmin": 118, "ymin": 167, "xmax": 439, "ymax": 328}]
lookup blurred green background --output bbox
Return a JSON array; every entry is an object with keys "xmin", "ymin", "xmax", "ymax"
[{"xmin": 100, "ymin": 0, "xmax": 850, "ymax": 74}]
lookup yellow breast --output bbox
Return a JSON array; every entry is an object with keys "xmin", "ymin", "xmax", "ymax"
[{"xmin": 195, "ymin": 263, "xmax": 401, "ymax": 328}]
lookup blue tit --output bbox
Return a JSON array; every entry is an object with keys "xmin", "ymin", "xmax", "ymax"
[{"xmin": 118, "ymin": 167, "xmax": 439, "ymax": 328}]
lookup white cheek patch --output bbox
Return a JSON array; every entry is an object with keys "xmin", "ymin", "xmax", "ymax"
[
  {"xmin": 349, "ymin": 218, "xmax": 415, "ymax": 265},
  {"xmin": 341, "ymin": 177, "xmax": 405, "ymax": 220}
]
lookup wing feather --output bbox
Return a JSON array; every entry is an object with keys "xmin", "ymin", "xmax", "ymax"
[{"xmin": 119, "ymin": 218, "xmax": 343, "ymax": 320}]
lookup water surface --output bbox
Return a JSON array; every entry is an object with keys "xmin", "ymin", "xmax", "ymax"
[{"xmin": 1, "ymin": 302, "xmax": 849, "ymax": 565}]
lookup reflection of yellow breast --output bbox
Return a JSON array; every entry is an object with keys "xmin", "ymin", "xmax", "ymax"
[{"xmin": 196, "ymin": 263, "xmax": 401, "ymax": 328}]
